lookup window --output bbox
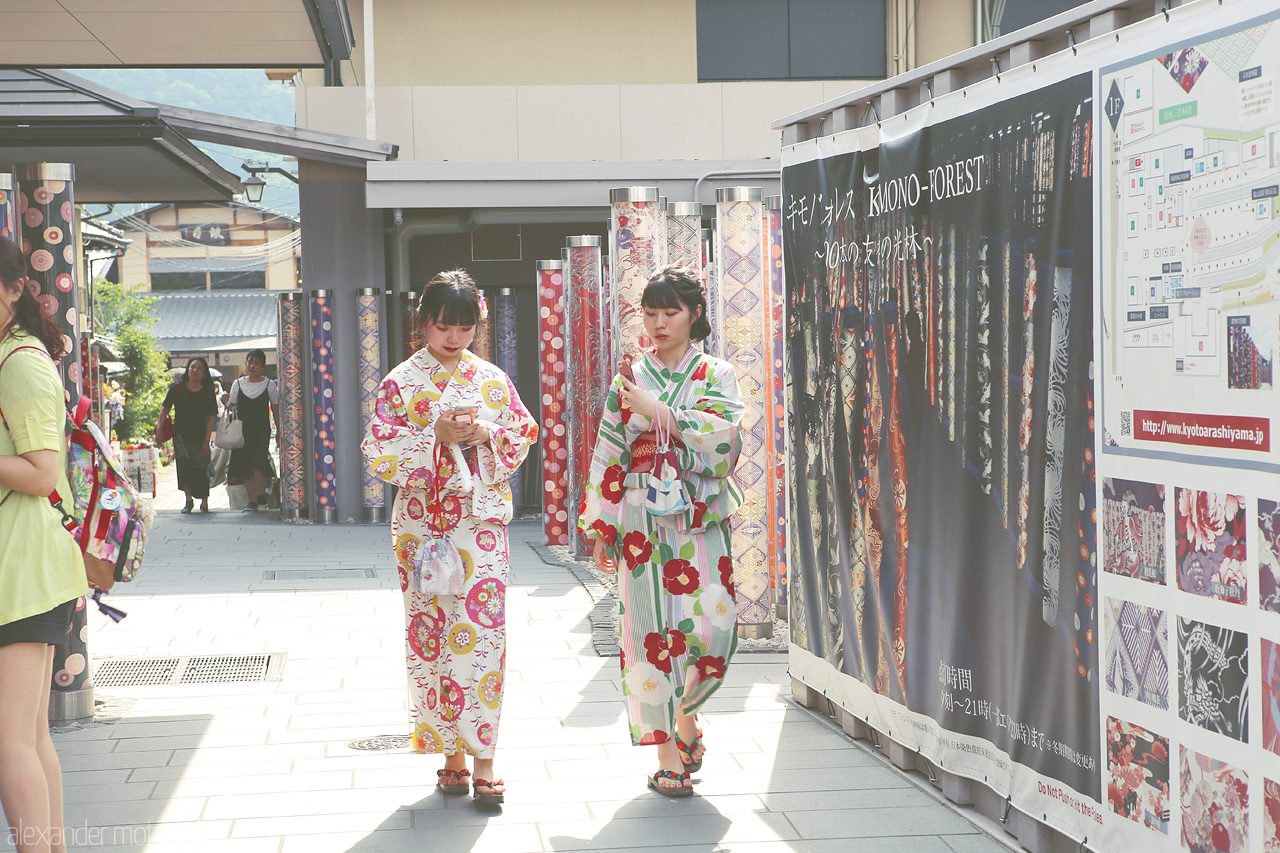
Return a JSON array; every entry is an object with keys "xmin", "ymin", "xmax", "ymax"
[
  {"xmin": 982, "ymin": 0, "xmax": 1083, "ymax": 41},
  {"xmin": 149, "ymin": 270, "xmax": 267, "ymax": 292},
  {"xmin": 696, "ymin": 0, "xmax": 886, "ymax": 82}
]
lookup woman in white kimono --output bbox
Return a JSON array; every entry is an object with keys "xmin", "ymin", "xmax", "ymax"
[
  {"xmin": 580, "ymin": 266, "xmax": 744, "ymax": 797},
  {"xmin": 362, "ymin": 269, "xmax": 537, "ymax": 805}
]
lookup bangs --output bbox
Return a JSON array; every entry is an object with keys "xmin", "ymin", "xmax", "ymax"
[
  {"xmin": 640, "ymin": 279, "xmax": 684, "ymax": 311},
  {"xmin": 426, "ymin": 290, "xmax": 480, "ymax": 327}
]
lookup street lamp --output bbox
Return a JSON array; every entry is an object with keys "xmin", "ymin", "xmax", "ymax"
[
  {"xmin": 241, "ymin": 173, "xmax": 267, "ymax": 203},
  {"xmin": 240, "ymin": 161, "xmax": 299, "ymax": 205}
]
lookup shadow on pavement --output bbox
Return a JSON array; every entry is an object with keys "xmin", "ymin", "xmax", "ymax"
[{"xmin": 545, "ymin": 795, "xmax": 731, "ymax": 850}]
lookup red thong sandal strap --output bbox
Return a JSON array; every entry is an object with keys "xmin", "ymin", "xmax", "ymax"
[
  {"xmin": 652, "ymin": 770, "xmax": 687, "ymax": 782},
  {"xmin": 437, "ymin": 768, "xmax": 471, "ymax": 779},
  {"xmin": 473, "ymin": 778, "xmax": 504, "ymax": 788}
]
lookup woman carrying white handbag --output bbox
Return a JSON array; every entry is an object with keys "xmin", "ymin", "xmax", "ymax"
[
  {"xmin": 224, "ymin": 349, "xmax": 278, "ymax": 510},
  {"xmin": 580, "ymin": 265, "xmax": 745, "ymax": 797}
]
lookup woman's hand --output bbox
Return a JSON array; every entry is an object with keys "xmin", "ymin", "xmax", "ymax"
[
  {"xmin": 593, "ymin": 538, "xmax": 616, "ymax": 574},
  {"xmin": 461, "ymin": 420, "xmax": 491, "ymax": 448},
  {"xmin": 618, "ymin": 377, "xmax": 657, "ymax": 419},
  {"xmin": 434, "ymin": 410, "xmax": 478, "ymax": 444}
]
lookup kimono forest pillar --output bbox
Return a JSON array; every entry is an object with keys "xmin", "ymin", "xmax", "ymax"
[
  {"xmin": 536, "ymin": 260, "xmax": 569, "ymax": 545},
  {"xmin": 705, "ymin": 221, "xmax": 722, "ymax": 357},
  {"xmin": 608, "ymin": 187, "xmax": 664, "ymax": 365},
  {"xmin": 566, "ymin": 236, "xmax": 608, "ymax": 556},
  {"xmin": 278, "ymin": 293, "xmax": 308, "ymax": 520},
  {"xmin": 310, "ymin": 290, "xmax": 338, "ymax": 524},
  {"xmin": 17, "ymin": 162, "xmax": 90, "ymax": 723},
  {"xmin": 666, "ymin": 202, "xmax": 704, "ymax": 275},
  {"xmin": 494, "ymin": 287, "xmax": 521, "ymax": 509},
  {"xmin": 0, "ymin": 172, "xmax": 18, "ymax": 243},
  {"xmin": 764, "ymin": 195, "xmax": 788, "ymax": 619},
  {"xmin": 357, "ymin": 288, "xmax": 385, "ymax": 523},
  {"xmin": 715, "ymin": 187, "xmax": 774, "ymax": 637}
]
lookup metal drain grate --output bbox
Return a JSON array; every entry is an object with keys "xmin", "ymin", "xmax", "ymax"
[
  {"xmin": 263, "ymin": 568, "xmax": 378, "ymax": 581},
  {"xmin": 348, "ymin": 734, "xmax": 412, "ymax": 751},
  {"xmin": 94, "ymin": 654, "xmax": 285, "ymax": 688}
]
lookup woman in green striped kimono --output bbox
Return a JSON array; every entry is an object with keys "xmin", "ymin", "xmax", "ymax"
[{"xmin": 581, "ymin": 266, "xmax": 743, "ymax": 797}]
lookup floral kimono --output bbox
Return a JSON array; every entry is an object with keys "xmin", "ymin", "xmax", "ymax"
[
  {"xmin": 580, "ymin": 347, "xmax": 744, "ymax": 746},
  {"xmin": 362, "ymin": 348, "xmax": 538, "ymax": 759}
]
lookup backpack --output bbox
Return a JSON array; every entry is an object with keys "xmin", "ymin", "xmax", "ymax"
[{"xmin": 0, "ymin": 346, "xmax": 154, "ymax": 621}]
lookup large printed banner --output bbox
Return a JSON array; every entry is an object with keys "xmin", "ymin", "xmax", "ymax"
[
  {"xmin": 785, "ymin": 1, "xmax": 1280, "ymax": 850},
  {"xmin": 784, "ymin": 74, "xmax": 1101, "ymax": 839}
]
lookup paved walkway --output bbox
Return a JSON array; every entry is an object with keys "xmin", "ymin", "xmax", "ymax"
[{"xmin": 6, "ymin": 473, "xmax": 1014, "ymax": 852}]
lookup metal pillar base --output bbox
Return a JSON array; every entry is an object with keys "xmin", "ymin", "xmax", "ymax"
[
  {"xmin": 774, "ymin": 601, "xmax": 788, "ymax": 622},
  {"xmin": 737, "ymin": 622, "xmax": 773, "ymax": 640},
  {"xmin": 362, "ymin": 506, "xmax": 386, "ymax": 524},
  {"xmin": 282, "ymin": 508, "xmax": 306, "ymax": 520},
  {"xmin": 48, "ymin": 686, "xmax": 94, "ymax": 726},
  {"xmin": 315, "ymin": 508, "xmax": 338, "ymax": 524}
]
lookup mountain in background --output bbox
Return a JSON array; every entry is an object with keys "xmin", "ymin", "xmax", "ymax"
[{"xmin": 75, "ymin": 68, "xmax": 301, "ymax": 217}]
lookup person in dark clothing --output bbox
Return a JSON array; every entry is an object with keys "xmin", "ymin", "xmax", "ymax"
[
  {"xmin": 158, "ymin": 357, "xmax": 217, "ymax": 513},
  {"xmin": 226, "ymin": 348, "xmax": 279, "ymax": 510}
]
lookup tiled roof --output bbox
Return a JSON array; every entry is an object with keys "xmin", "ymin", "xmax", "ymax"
[{"xmin": 149, "ymin": 292, "xmax": 282, "ymax": 349}]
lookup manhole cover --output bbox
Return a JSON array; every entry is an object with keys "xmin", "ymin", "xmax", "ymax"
[
  {"xmin": 94, "ymin": 654, "xmax": 286, "ymax": 687},
  {"xmin": 347, "ymin": 735, "xmax": 411, "ymax": 751},
  {"xmin": 263, "ymin": 568, "xmax": 378, "ymax": 581}
]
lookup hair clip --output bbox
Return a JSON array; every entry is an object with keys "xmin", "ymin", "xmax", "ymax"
[{"xmin": 477, "ymin": 295, "xmax": 489, "ymax": 321}]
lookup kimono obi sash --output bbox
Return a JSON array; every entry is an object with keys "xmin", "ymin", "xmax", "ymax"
[{"xmin": 627, "ymin": 430, "xmax": 685, "ymax": 475}]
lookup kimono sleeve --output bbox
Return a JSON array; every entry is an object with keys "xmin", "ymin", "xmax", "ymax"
[
  {"xmin": 671, "ymin": 359, "xmax": 744, "ymax": 480},
  {"xmin": 473, "ymin": 373, "xmax": 539, "ymax": 486},
  {"xmin": 578, "ymin": 376, "xmax": 629, "ymax": 551},
  {"xmin": 360, "ymin": 376, "xmax": 438, "ymax": 490}
]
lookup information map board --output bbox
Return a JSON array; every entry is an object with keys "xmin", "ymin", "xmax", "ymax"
[{"xmin": 783, "ymin": 2, "xmax": 1280, "ymax": 850}]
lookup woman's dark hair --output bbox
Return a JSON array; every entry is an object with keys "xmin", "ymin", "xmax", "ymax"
[
  {"xmin": 641, "ymin": 265, "xmax": 711, "ymax": 341},
  {"xmin": 417, "ymin": 269, "xmax": 481, "ymax": 328},
  {"xmin": 246, "ymin": 348, "xmax": 266, "ymax": 366},
  {"xmin": 182, "ymin": 356, "xmax": 211, "ymax": 389},
  {"xmin": 0, "ymin": 236, "xmax": 66, "ymax": 359}
]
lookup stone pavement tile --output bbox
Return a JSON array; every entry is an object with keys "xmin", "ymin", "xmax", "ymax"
[
  {"xmin": 785, "ymin": 805, "xmax": 981, "ymax": 839},
  {"xmin": 109, "ymin": 732, "xmax": 267, "ymax": 752},
  {"xmin": 128, "ymin": 759, "xmax": 294, "ymax": 782},
  {"xmin": 352, "ymin": 760, "xmax": 552, "ymax": 789},
  {"xmin": 167, "ymin": 741, "xmax": 327, "ymax": 765},
  {"xmin": 62, "ymin": 795, "xmax": 206, "ymax": 828},
  {"xmin": 202, "ymin": 787, "xmax": 423, "ymax": 820},
  {"xmin": 762, "ymin": 787, "xmax": 936, "ymax": 811},
  {"xmin": 413, "ymin": 800, "xmax": 592, "ymax": 827},
  {"xmin": 602, "ymin": 737, "xmax": 763, "ymax": 759},
  {"xmin": 692, "ymin": 765, "xmax": 912, "ymax": 796},
  {"xmin": 230, "ymin": 809, "xmax": 412, "ymax": 838},
  {"xmin": 67, "ymin": 838, "xmax": 281, "ymax": 853},
  {"xmin": 540, "ymin": 809, "xmax": 799, "ymax": 849},
  {"xmin": 585, "ymin": 793, "xmax": 766, "ymax": 820},
  {"xmin": 729, "ymin": 746, "xmax": 883, "ymax": 772},
  {"xmin": 153, "ymin": 769, "xmax": 354, "ymax": 799},
  {"xmin": 633, "ymin": 839, "xmax": 959, "ymax": 853},
  {"xmin": 943, "ymin": 835, "xmax": 1019, "ymax": 852},
  {"xmin": 280, "ymin": 822, "xmax": 544, "ymax": 853},
  {"xmin": 62, "ymin": 780, "xmax": 157, "ymax": 804},
  {"xmin": 59, "ymin": 749, "xmax": 174, "ymax": 773},
  {"xmin": 62, "ymin": 769, "xmax": 132, "ymax": 787}
]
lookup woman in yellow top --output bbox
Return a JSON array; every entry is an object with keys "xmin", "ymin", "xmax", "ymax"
[{"xmin": 0, "ymin": 236, "xmax": 88, "ymax": 853}]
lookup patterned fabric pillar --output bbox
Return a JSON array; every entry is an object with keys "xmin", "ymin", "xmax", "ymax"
[
  {"xmin": 536, "ymin": 260, "xmax": 569, "ymax": 545},
  {"xmin": 16, "ymin": 164, "xmax": 88, "ymax": 723},
  {"xmin": 666, "ymin": 202, "xmax": 703, "ymax": 274},
  {"xmin": 716, "ymin": 187, "xmax": 772, "ymax": 637},
  {"xmin": 356, "ymin": 288, "xmax": 385, "ymax": 523},
  {"xmin": 0, "ymin": 172, "xmax": 18, "ymax": 243},
  {"xmin": 495, "ymin": 287, "xmax": 522, "ymax": 509},
  {"xmin": 16, "ymin": 164, "xmax": 81, "ymax": 401},
  {"xmin": 470, "ymin": 289, "xmax": 492, "ymax": 362},
  {"xmin": 278, "ymin": 294, "xmax": 307, "ymax": 520},
  {"xmin": 764, "ymin": 195, "xmax": 788, "ymax": 617},
  {"xmin": 566, "ymin": 236, "xmax": 608, "ymax": 556},
  {"xmin": 609, "ymin": 187, "xmax": 662, "ymax": 365},
  {"xmin": 705, "ymin": 222, "xmax": 722, "ymax": 357},
  {"xmin": 310, "ymin": 290, "xmax": 338, "ymax": 523}
]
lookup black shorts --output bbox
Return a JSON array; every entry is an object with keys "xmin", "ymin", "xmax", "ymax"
[{"xmin": 0, "ymin": 599, "xmax": 77, "ymax": 647}]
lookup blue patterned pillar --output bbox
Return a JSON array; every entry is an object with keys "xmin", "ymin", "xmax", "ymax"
[{"xmin": 494, "ymin": 287, "xmax": 522, "ymax": 510}]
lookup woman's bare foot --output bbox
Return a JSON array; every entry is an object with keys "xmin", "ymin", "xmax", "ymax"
[
  {"xmin": 675, "ymin": 712, "xmax": 704, "ymax": 768},
  {"xmin": 654, "ymin": 740, "xmax": 693, "ymax": 791}
]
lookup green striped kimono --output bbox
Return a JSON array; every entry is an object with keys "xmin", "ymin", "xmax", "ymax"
[{"xmin": 580, "ymin": 347, "xmax": 743, "ymax": 746}]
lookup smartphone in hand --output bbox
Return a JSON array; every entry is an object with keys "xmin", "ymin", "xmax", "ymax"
[
  {"xmin": 453, "ymin": 406, "xmax": 479, "ymax": 424},
  {"xmin": 617, "ymin": 355, "xmax": 634, "ymax": 383}
]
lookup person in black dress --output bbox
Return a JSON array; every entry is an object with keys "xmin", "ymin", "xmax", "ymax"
[
  {"xmin": 158, "ymin": 357, "xmax": 217, "ymax": 513},
  {"xmin": 226, "ymin": 348, "xmax": 279, "ymax": 510}
]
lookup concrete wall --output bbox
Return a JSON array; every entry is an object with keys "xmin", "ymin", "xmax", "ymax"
[
  {"xmin": 298, "ymin": 80, "xmax": 871, "ymax": 164},
  {"xmin": 297, "ymin": 160, "xmax": 389, "ymax": 522}
]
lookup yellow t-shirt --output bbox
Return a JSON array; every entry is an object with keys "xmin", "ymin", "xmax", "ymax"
[{"xmin": 0, "ymin": 332, "xmax": 88, "ymax": 627}]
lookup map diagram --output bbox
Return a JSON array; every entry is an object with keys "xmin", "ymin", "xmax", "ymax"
[{"xmin": 1101, "ymin": 18, "xmax": 1279, "ymax": 457}]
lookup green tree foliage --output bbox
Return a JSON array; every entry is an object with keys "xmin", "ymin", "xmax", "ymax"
[{"xmin": 94, "ymin": 279, "xmax": 169, "ymax": 442}]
